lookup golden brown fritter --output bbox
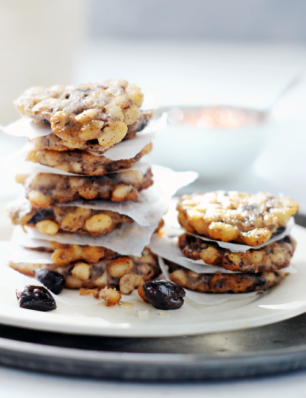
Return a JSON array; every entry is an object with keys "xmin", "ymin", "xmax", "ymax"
[
  {"xmin": 10, "ymin": 247, "xmax": 160, "ymax": 295},
  {"xmin": 177, "ymin": 191, "xmax": 299, "ymax": 246},
  {"xmin": 169, "ymin": 266, "xmax": 286, "ymax": 293},
  {"xmin": 15, "ymin": 80, "xmax": 146, "ymax": 148},
  {"xmin": 49, "ymin": 241, "xmax": 115, "ymax": 266},
  {"xmin": 26, "ymin": 143, "xmax": 152, "ymax": 176},
  {"xmin": 8, "ymin": 198, "xmax": 133, "ymax": 237},
  {"xmin": 178, "ymin": 233, "xmax": 296, "ymax": 273},
  {"xmin": 16, "ymin": 167, "xmax": 153, "ymax": 207},
  {"xmin": 31, "ymin": 110, "xmax": 152, "ymax": 153}
]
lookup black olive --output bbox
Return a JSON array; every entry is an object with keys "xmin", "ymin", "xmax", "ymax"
[
  {"xmin": 142, "ymin": 280, "xmax": 186, "ymax": 310},
  {"xmin": 28, "ymin": 209, "xmax": 54, "ymax": 225},
  {"xmin": 35, "ymin": 269, "xmax": 65, "ymax": 295},
  {"xmin": 16, "ymin": 285, "xmax": 56, "ymax": 311}
]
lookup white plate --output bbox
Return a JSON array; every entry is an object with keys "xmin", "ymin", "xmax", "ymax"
[{"xmin": 0, "ymin": 225, "xmax": 306, "ymax": 337}]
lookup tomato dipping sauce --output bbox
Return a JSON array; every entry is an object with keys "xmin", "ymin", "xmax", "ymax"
[{"xmin": 167, "ymin": 106, "xmax": 265, "ymax": 129}]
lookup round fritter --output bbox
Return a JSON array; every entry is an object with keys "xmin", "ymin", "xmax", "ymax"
[
  {"xmin": 177, "ymin": 191, "xmax": 299, "ymax": 246},
  {"xmin": 8, "ymin": 198, "xmax": 133, "ymax": 237},
  {"xmin": 26, "ymin": 143, "xmax": 152, "ymax": 176},
  {"xmin": 15, "ymin": 79, "xmax": 145, "ymax": 148},
  {"xmin": 49, "ymin": 241, "xmax": 115, "ymax": 266},
  {"xmin": 169, "ymin": 266, "xmax": 286, "ymax": 293},
  {"xmin": 10, "ymin": 247, "xmax": 160, "ymax": 295},
  {"xmin": 16, "ymin": 168, "xmax": 153, "ymax": 207},
  {"xmin": 31, "ymin": 110, "xmax": 152, "ymax": 153},
  {"xmin": 178, "ymin": 233, "xmax": 296, "ymax": 273}
]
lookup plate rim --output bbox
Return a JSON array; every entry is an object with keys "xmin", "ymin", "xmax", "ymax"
[{"xmin": 2, "ymin": 334, "xmax": 306, "ymax": 380}]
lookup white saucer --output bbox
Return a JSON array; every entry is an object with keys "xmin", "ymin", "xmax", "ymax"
[{"xmin": 0, "ymin": 225, "xmax": 305, "ymax": 337}]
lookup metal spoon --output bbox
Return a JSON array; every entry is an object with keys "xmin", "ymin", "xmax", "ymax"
[{"xmin": 265, "ymin": 74, "xmax": 302, "ymax": 114}]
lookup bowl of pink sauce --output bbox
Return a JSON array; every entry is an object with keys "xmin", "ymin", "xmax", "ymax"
[{"xmin": 148, "ymin": 105, "xmax": 272, "ymax": 180}]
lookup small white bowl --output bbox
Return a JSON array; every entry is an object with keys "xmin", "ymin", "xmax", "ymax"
[{"xmin": 147, "ymin": 105, "xmax": 273, "ymax": 181}]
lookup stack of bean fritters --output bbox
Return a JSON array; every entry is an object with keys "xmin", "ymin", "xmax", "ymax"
[
  {"xmin": 8, "ymin": 79, "xmax": 162, "ymax": 305},
  {"xmin": 169, "ymin": 191, "xmax": 299, "ymax": 294}
]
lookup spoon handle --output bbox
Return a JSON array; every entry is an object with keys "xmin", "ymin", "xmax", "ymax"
[{"xmin": 267, "ymin": 74, "xmax": 303, "ymax": 113}]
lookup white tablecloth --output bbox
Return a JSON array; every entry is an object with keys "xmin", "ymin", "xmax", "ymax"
[{"xmin": 1, "ymin": 365, "xmax": 306, "ymax": 398}]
